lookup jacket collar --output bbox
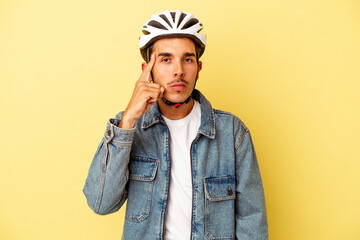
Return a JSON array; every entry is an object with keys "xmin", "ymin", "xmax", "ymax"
[{"xmin": 141, "ymin": 89, "xmax": 216, "ymax": 139}]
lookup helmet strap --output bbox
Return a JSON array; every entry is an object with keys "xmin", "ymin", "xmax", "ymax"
[
  {"xmin": 146, "ymin": 47, "xmax": 151, "ymax": 63},
  {"xmin": 161, "ymin": 95, "xmax": 192, "ymax": 108}
]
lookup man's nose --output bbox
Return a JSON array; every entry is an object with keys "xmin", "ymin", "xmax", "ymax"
[{"xmin": 174, "ymin": 61, "xmax": 184, "ymax": 77}]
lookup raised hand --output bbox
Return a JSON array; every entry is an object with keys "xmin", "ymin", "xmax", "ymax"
[{"xmin": 119, "ymin": 54, "xmax": 164, "ymax": 129}]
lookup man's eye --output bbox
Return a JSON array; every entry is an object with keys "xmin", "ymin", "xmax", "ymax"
[
  {"xmin": 184, "ymin": 58, "xmax": 193, "ymax": 63},
  {"xmin": 161, "ymin": 58, "xmax": 170, "ymax": 62}
]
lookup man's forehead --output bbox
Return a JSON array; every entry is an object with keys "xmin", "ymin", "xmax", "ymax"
[{"xmin": 152, "ymin": 38, "xmax": 196, "ymax": 54}]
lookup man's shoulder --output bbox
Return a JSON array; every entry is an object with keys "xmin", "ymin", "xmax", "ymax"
[{"xmin": 212, "ymin": 108, "xmax": 249, "ymax": 133}]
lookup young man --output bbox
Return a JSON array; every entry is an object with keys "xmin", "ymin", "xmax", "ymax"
[{"xmin": 83, "ymin": 10, "xmax": 268, "ymax": 240}]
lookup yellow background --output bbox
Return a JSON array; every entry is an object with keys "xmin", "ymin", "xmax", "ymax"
[{"xmin": 1, "ymin": 0, "xmax": 359, "ymax": 239}]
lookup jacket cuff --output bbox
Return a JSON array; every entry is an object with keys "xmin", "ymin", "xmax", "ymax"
[{"xmin": 104, "ymin": 118, "xmax": 135, "ymax": 144}]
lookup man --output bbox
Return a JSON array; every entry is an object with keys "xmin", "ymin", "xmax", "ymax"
[{"xmin": 83, "ymin": 10, "xmax": 268, "ymax": 240}]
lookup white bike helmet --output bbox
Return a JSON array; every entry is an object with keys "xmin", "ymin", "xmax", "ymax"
[{"xmin": 139, "ymin": 10, "xmax": 207, "ymax": 61}]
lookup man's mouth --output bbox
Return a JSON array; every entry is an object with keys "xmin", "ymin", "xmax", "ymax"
[
  {"xmin": 168, "ymin": 79, "xmax": 188, "ymax": 91},
  {"xmin": 170, "ymin": 83, "xmax": 186, "ymax": 91}
]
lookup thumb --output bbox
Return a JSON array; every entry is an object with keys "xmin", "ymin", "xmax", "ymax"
[{"xmin": 159, "ymin": 87, "xmax": 165, "ymax": 99}]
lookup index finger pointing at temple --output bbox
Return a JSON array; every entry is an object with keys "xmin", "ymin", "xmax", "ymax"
[
  {"xmin": 145, "ymin": 54, "xmax": 156, "ymax": 73},
  {"xmin": 139, "ymin": 54, "xmax": 156, "ymax": 82}
]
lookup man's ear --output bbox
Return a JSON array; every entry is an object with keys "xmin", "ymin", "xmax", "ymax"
[{"xmin": 141, "ymin": 62, "xmax": 147, "ymax": 71}]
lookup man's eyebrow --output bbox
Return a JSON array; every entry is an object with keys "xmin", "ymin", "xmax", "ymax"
[
  {"xmin": 158, "ymin": 52, "xmax": 172, "ymax": 57},
  {"xmin": 184, "ymin": 52, "xmax": 196, "ymax": 57},
  {"xmin": 157, "ymin": 52, "xmax": 196, "ymax": 57}
]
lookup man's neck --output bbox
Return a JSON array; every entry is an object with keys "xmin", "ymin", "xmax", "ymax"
[{"xmin": 158, "ymin": 98, "xmax": 195, "ymax": 120}]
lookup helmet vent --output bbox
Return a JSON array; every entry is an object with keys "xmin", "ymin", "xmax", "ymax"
[
  {"xmin": 181, "ymin": 18, "xmax": 199, "ymax": 30},
  {"xmin": 142, "ymin": 30, "xmax": 150, "ymax": 35},
  {"xmin": 159, "ymin": 14, "xmax": 172, "ymax": 28},
  {"xmin": 148, "ymin": 20, "xmax": 167, "ymax": 30},
  {"xmin": 170, "ymin": 12, "xmax": 176, "ymax": 22},
  {"xmin": 177, "ymin": 13, "xmax": 187, "ymax": 28}
]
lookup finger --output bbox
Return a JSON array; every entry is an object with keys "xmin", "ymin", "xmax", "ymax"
[
  {"xmin": 159, "ymin": 87, "xmax": 165, "ymax": 99},
  {"xmin": 146, "ymin": 54, "xmax": 156, "ymax": 73},
  {"xmin": 136, "ymin": 82, "xmax": 161, "ymax": 91},
  {"xmin": 145, "ymin": 82, "xmax": 161, "ymax": 89},
  {"xmin": 138, "ymin": 54, "xmax": 155, "ymax": 82},
  {"xmin": 147, "ymin": 98, "xmax": 157, "ymax": 104},
  {"xmin": 143, "ymin": 54, "xmax": 156, "ymax": 82},
  {"xmin": 144, "ymin": 89, "xmax": 162, "ymax": 103}
]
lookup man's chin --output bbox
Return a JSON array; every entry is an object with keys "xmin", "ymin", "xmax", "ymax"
[
  {"xmin": 163, "ymin": 92, "xmax": 187, "ymax": 102},
  {"xmin": 163, "ymin": 96, "xmax": 189, "ymax": 103}
]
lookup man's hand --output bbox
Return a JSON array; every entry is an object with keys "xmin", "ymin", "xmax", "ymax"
[{"xmin": 119, "ymin": 55, "xmax": 164, "ymax": 129}]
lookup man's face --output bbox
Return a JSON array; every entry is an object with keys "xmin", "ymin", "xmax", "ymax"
[{"xmin": 150, "ymin": 38, "xmax": 202, "ymax": 103}]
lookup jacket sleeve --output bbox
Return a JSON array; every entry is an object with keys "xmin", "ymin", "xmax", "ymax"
[
  {"xmin": 83, "ymin": 113, "xmax": 135, "ymax": 215},
  {"xmin": 235, "ymin": 127, "xmax": 268, "ymax": 239}
]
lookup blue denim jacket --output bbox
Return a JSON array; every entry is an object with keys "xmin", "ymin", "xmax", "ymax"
[{"xmin": 83, "ymin": 89, "xmax": 268, "ymax": 240}]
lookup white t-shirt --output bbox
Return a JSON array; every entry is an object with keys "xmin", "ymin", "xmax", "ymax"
[{"xmin": 162, "ymin": 100, "xmax": 201, "ymax": 240}]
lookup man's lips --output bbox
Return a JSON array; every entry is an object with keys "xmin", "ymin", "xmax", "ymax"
[
  {"xmin": 168, "ymin": 79, "xmax": 188, "ymax": 91},
  {"xmin": 170, "ymin": 83, "xmax": 186, "ymax": 91}
]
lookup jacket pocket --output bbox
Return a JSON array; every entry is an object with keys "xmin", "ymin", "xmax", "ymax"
[
  {"xmin": 204, "ymin": 176, "xmax": 236, "ymax": 240},
  {"xmin": 125, "ymin": 155, "xmax": 158, "ymax": 222}
]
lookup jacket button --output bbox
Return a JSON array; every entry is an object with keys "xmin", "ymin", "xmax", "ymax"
[
  {"xmin": 102, "ymin": 166, "xmax": 106, "ymax": 172},
  {"xmin": 227, "ymin": 186, "xmax": 233, "ymax": 196},
  {"xmin": 106, "ymin": 130, "xmax": 111, "ymax": 136}
]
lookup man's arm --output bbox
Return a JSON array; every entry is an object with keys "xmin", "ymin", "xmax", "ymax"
[
  {"xmin": 83, "ymin": 54, "xmax": 164, "ymax": 214},
  {"xmin": 235, "ymin": 129, "xmax": 268, "ymax": 239},
  {"xmin": 82, "ymin": 117, "xmax": 135, "ymax": 215}
]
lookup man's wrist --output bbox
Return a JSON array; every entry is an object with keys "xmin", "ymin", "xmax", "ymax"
[{"xmin": 118, "ymin": 114, "xmax": 137, "ymax": 129}]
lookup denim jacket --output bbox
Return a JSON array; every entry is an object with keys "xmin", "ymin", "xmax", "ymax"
[{"xmin": 83, "ymin": 89, "xmax": 268, "ymax": 240}]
